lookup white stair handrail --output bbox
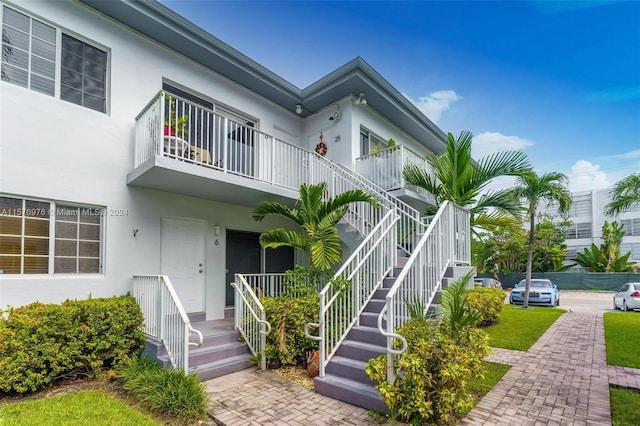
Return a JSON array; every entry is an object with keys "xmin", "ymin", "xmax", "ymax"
[
  {"xmin": 378, "ymin": 201, "xmax": 470, "ymax": 381},
  {"xmin": 132, "ymin": 275, "xmax": 203, "ymax": 373},
  {"xmin": 305, "ymin": 209, "xmax": 399, "ymax": 377},
  {"xmin": 231, "ymin": 275, "xmax": 272, "ymax": 370}
]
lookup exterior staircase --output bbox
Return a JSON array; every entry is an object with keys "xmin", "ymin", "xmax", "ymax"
[
  {"xmin": 144, "ymin": 316, "xmax": 253, "ymax": 380},
  {"xmin": 313, "ymin": 259, "xmax": 472, "ymax": 410}
]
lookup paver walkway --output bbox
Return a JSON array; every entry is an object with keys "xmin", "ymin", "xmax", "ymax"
[
  {"xmin": 205, "ymin": 311, "xmax": 640, "ymax": 425},
  {"xmin": 462, "ymin": 311, "xmax": 640, "ymax": 425}
]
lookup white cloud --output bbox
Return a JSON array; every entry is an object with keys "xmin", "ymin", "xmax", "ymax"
[
  {"xmin": 403, "ymin": 90, "xmax": 460, "ymax": 124},
  {"xmin": 568, "ymin": 160, "xmax": 611, "ymax": 192},
  {"xmin": 471, "ymin": 131, "xmax": 535, "ymax": 159}
]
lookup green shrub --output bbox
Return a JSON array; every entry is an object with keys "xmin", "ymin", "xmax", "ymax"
[
  {"xmin": 262, "ymin": 295, "xmax": 319, "ymax": 366},
  {"xmin": 117, "ymin": 355, "xmax": 208, "ymax": 420},
  {"xmin": 0, "ymin": 295, "xmax": 145, "ymax": 394},
  {"xmin": 280, "ymin": 265, "xmax": 327, "ymax": 298},
  {"xmin": 366, "ymin": 320, "xmax": 490, "ymax": 425},
  {"xmin": 466, "ymin": 287, "xmax": 507, "ymax": 327}
]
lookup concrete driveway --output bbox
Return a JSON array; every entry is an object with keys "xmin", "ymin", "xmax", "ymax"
[{"xmin": 506, "ymin": 290, "xmax": 620, "ymax": 313}]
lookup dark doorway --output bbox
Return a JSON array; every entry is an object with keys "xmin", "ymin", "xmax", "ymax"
[{"xmin": 225, "ymin": 230, "xmax": 295, "ymax": 306}]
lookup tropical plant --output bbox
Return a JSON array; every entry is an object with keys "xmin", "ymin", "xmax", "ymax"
[
  {"xmin": 366, "ymin": 314, "xmax": 490, "ymax": 424},
  {"xmin": 605, "ymin": 172, "xmax": 640, "ymax": 216},
  {"xmin": 253, "ymin": 182, "xmax": 379, "ymax": 271},
  {"xmin": 164, "ymin": 94, "xmax": 189, "ymax": 135},
  {"xmin": 509, "ymin": 171, "xmax": 572, "ymax": 308},
  {"xmin": 575, "ymin": 221, "xmax": 637, "ymax": 272},
  {"xmin": 403, "ymin": 130, "xmax": 531, "ymax": 234},
  {"xmin": 473, "ymin": 218, "xmax": 572, "ymax": 275},
  {"xmin": 439, "ymin": 270, "xmax": 480, "ymax": 339}
]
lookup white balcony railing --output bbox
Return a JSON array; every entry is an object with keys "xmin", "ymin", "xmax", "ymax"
[
  {"xmin": 135, "ymin": 91, "xmax": 318, "ymax": 190},
  {"xmin": 355, "ymin": 145, "xmax": 434, "ymax": 198}
]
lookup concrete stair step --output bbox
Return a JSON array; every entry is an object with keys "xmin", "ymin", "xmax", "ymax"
[
  {"xmin": 325, "ymin": 355, "xmax": 373, "ymax": 384},
  {"xmin": 336, "ymin": 340, "xmax": 386, "ymax": 362},
  {"xmin": 363, "ymin": 299, "xmax": 385, "ymax": 313},
  {"xmin": 189, "ymin": 353, "xmax": 254, "ymax": 381},
  {"xmin": 346, "ymin": 326, "xmax": 386, "ymax": 346},
  {"xmin": 314, "ymin": 374, "xmax": 386, "ymax": 411},
  {"xmin": 187, "ymin": 311, "xmax": 206, "ymax": 323},
  {"xmin": 359, "ymin": 312, "xmax": 384, "ymax": 328},
  {"xmin": 188, "ymin": 341, "xmax": 250, "ymax": 368}
]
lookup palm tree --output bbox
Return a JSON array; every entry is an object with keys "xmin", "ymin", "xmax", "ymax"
[
  {"xmin": 510, "ymin": 171, "xmax": 572, "ymax": 308},
  {"xmin": 253, "ymin": 182, "xmax": 380, "ymax": 271},
  {"xmin": 605, "ymin": 172, "xmax": 640, "ymax": 216},
  {"xmin": 403, "ymin": 130, "xmax": 531, "ymax": 232}
]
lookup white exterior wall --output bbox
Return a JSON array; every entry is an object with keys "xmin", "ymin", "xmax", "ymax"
[
  {"xmin": 541, "ymin": 189, "xmax": 640, "ymax": 265},
  {"xmin": 300, "ymin": 96, "xmax": 432, "ymax": 169},
  {"xmin": 0, "ymin": 0, "xmax": 301, "ymax": 316}
]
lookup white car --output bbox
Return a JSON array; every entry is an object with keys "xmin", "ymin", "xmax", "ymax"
[{"xmin": 613, "ymin": 282, "xmax": 640, "ymax": 312}]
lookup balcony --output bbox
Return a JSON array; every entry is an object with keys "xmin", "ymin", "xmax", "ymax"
[
  {"xmin": 354, "ymin": 145, "xmax": 435, "ymax": 211},
  {"xmin": 128, "ymin": 91, "xmax": 320, "ymax": 207}
]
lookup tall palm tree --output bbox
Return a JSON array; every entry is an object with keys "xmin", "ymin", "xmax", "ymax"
[
  {"xmin": 605, "ymin": 172, "xmax": 640, "ymax": 216},
  {"xmin": 403, "ymin": 131, "xmax": 531, "ymax": 232},
  {"xmin": 510, "ymin": 171, "xmax": 572, "ymax": 308},
  {"xmin": 253, "ymin": 182, "xmax": 379, "ymax": 271}
]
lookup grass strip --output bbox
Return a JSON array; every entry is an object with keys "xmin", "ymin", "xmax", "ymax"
[
  {"xmin": 483, "ymin": 305, "xmax": 565, "ymax": 351},
  {"xmin": 611, "ymin": 386, "xmax": 640, "ymax": 426},
  {"xmin": 604, "ymin": 312, "xmax": 640, "ymax": 368},
  {"xmin": 0, "ymin": 389, "xmax": 158, "ymax": 426}
]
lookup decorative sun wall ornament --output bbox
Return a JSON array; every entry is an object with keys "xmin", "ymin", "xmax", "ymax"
[{"xmin": 315, "ymin": 132, "xmax": 328, "ymax": 156}]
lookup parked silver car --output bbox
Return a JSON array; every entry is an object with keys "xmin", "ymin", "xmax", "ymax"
[{"xmin": 613, "ymin": 282, "xmax": 640, "ymax": 312}]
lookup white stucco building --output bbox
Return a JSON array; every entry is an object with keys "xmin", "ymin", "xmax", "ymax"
[
  {"xmin": 544, "ymin": 189, "xmax": 640, "ymax": 266},
  {"xmin": 0, "ymin": 0, "xmax": 445, "ymax": 318}
]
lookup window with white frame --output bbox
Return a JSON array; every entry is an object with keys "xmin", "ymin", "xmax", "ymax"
[
  {"xmin": 565, "ymin": 246, "xmax": 587, "ymax": 259},
  {"xmin": 360, "ymin": 129, "xmax": 387, "ymax": 156},
  {"xmin": 0, "ymin": 196, "xmax": 103, "ymax": 274},
  {"xmin": 620, "ymin": 243, "xmax": 640, "ymax": 261},
  {"xmin": 621, "ymin": 219, "xmax": 640, "ymax": 237},
  {"xmin": 569, "ymin": 195, "xmax": 592, "ymax": 217},
  {"xmin": 565, "ymin": 222, "xmax": 592, "ymax": 239},
  {"xmin": 1, "ymin": 6, "xmax": 108, "ymax": 113}
]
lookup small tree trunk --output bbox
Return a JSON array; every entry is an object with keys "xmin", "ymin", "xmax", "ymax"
[{"xmin": 523, "ymin": 207, "xmax": 536, "ymax": 309}]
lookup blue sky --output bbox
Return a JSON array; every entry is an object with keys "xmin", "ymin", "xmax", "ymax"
[{"xmin": 161, "ymin": 0, "xmax": 640, "ymax": 192}]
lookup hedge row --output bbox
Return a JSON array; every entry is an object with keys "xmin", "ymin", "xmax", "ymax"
[
  {"xmin": 466, "ymin": 287, "xmax": 507, "ymax": 327},
  {"xmin": 0, "ymin": 295, "xmax": 145, "ymax": 394}
]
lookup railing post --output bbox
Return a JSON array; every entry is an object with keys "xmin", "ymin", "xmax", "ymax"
[
  {"xmin": 158, "ymin": 93, "xmax": 165, "ymax": 157},
  {"xmin": 260, "ymin": 310, "xmax": 267, "ymax": 370},
  {"xmin": 386, "ymin": 302, "xmax": 395, "ymax": 382},
  {"xmin": 222, "ymin": 117, "xmax": 228, "ymax": 173},
  {"xmin": 318, "ymin": 295, "xmax": 326, "ymax": 377},
  {"xmin": 183, "ymin": 322, "xmax": 190, "ymax": 373}
]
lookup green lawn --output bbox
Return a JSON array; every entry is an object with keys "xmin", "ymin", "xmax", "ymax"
[
  {"xmin": 463, "ymin": 361, "xmax": 511, "ymax": 416},
  {"xmin": 604, "ymin": 312, "xmax": 640, "ymax": 369},
  {"xmin": 611, "ymin": 386, "xmax": 640, "ymax": 426},
  {"xmin": 483, "ymin": 305, "xmax": 566, "ymax": 351},
  {"xmin": 0, "ymin": 389, "xmax": 159, "ymax": 426}
]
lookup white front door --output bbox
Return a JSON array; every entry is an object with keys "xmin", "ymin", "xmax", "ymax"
[{"xmin": 161, "ymin": 218, "xmax": 205, "ymax": 313}]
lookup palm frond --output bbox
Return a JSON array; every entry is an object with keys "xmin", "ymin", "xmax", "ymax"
[
  {"xmin": 474, "ymin": 189, "xmax": 525, "ymax": 218},
  {"xmin": 306, "ymin": 225, "xmax": 342, "ymax": 271},
  {"xmin": 605, "ymin": 172, "xmax": 640, "ymax": 216},
  {"xmin": 259, "ymin": 229, "xmax": 309, "ymax": 252},
  {"xmin": 253, "ymin": 202, "xmax": 301, "ymax": 225},
  {"xmin": 403, "ymin": 163, "xmax": 440, "ymax": 200}
]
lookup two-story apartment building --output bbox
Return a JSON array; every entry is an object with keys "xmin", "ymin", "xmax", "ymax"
[{"xmin": 0, "ymin": 0, "xmax": 446, "ymax": 321}]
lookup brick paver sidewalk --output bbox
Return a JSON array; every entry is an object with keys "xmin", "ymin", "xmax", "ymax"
[
  {"xmin": 205, "ymin": 311, "xmax": 640, "ymax": 425},
  {"xmin": 462, "ymin": 311, "xmax": 640, "ymax": 425},
  {"xmin": 204, "ymin": 368, "xmax": 378, "ymax": 425}
]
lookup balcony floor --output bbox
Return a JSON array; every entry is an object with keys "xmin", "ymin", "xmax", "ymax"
[{"xmin": 127, "ymin": 156, "xmax": 299, "ymax": 208}]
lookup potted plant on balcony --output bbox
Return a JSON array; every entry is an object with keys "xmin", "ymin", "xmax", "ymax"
[{"xmin": 164, "ymin": 95, "xmax": 189, "ymax": 137}]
